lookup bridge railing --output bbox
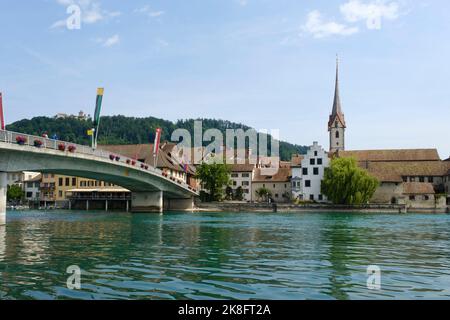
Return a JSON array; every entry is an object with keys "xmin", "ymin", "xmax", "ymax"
[{"xmin": 0, "ymin": 129, "xmax": 198, "ymax": 193}]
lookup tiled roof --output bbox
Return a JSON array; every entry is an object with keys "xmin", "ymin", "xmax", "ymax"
[
  {"xmin": 366, "ymin": 161, "xmax": 448, "ymax": 178},
  {"xmin": 291, "ymin": 154, "xmax": 304, "ymax": 167},
  {"xmin": 229, "ymin": 164, "xmax": 255, "ymax": 172},
  {"xmin": 403, "ymin": 182, "xmax": 435, "ymax": 195},
  {"xmin": 252, "ymin": 167, "xmax": 292, "ymax": 183},
  {"xmin": 338, "ymin": 149, "xmax": 441, "ymax": 162}
]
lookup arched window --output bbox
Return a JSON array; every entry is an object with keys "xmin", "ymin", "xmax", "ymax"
[{"xmin": 336, "ymin": 131, "xmax": 340, "ymax": 139}]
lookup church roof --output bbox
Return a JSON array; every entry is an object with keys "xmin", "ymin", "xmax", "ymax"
[
  {"xmin": 403, "ymin": 182, "xmax": 435, "ymax": 195},
  {"xmin": 328, "ymin": 57, "xmax": 346, "ymax": 129},
  {"xmin": 362, "ymin": 161, "xmax": 448, "ymax": 183},
  {"xmin": 337, "ymin": 149, "xmax": 441, "ymax": 162}
]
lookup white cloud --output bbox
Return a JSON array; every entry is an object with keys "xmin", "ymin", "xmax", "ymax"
[
  {"xmin": 102, "ymin": 34, "xmax": 120, "ymax": 47},
  {"xmin": 340, "ymin": 0, "xmax": 400, "ymax": 30},
  {"xmin": 237, "ymin": 0, "xmax": 248, "ymax": 6},
  {"xmin": 135, "ymin": 5, "xmax": 165, "ymax": 18},
  {"xmin": 302, "ymin": 10, "xmax": 359, "ymax": 38}
]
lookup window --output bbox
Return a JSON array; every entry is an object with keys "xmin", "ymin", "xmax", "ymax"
[
  {"xmin": 335, "ymin": 121, "xmax": 338, "ymax": 128},
  {"xmin": 428, "ymin": 177, "xmax": 434, "ymax": 183},
  {"xmin": 402, "ymin": 177, "xmax": 407, "ymax": 182},
  {"xmin": 72, "ymin": 178, "xmax": 77, "ymax": 186},
  {"xmin": 303, "ymin": 168, "xmax": 308, "ymax": 175},
  {"xmin": 275, "ymin": 194, "xmax": 279, "ymax": 198},
  {"xmin": 65, "ymin": 177, "xmax": 70, "ymax": 186},
  {"xmin": 424, "ymin": 195, "xmax": 430, "ymax": 201},
  {"xmin": 59, "ymin": 191, "xmax": 63, "ymax": 197},
  {"xmin": 233, "ymin": 181, "xmax": 237, "ymax": 186},
  {"xmin": 243, "ymin": 189, "xmax": 249, "ymax": 194},
  {"xmin": 317, "ymin": 158, "xmax": 323, "ymax": 165},
  {"xmin": 242, "ymin": 181, "xmax": 249, "ymax": 186},
  {"xmin": 313, "ymin": 168, "xmax": 319, "ymax": 175},
  {"xmin": 318, "ymin": 195, "xmax": 323, "ymax": 201},
  {"xmin": 305, "ymin": 180, "xmax": 311, "ymax": 188},
  {"xmin": 419, "ymin": 177, "xmax": 425, "ymax": 183},
  {"xmin": 314, "ymin": 151, "xmax": 318, "ymax": 157},
  {"xmin": 231, "ymin": 173, "xmax": 238, "ymax": 178},
  {"xmin": 273, "ymin": 184, "xmax": 276, "ymax": 188},
  {"xmin": 310, "ymin": 159, "xmax": 315, "ymax": 165},
  {"xmin": 242, "ymin": 173, "xmax": 250, "ymax": 178},
  {"xmin": 409, "ymin": 195, "xmax": 416, "ymax": 201},
  {"xmin": 310, "ymin": 194, "xmax": 314, "ymax": 201},
  {"xmin": 26, "ymin": 192, "xmax": 32, "ymax": 198},
  {"xmin": 59, "ymin": 178, "xmax": 63, "ymax": 186}
]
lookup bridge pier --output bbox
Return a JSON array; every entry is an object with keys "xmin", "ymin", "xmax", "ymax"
[
  {"xmin": 0, "ymin": 172, "xmax": 6, "ymax": 225},
  {"xmin": 131, "ymin": 191, "xmax": 163, "ymax": 213},
  {"xmin": 165, "ymin": 197, "xmax": 195, "ymax": 212}
]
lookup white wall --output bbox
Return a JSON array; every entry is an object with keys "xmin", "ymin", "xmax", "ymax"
[
  {"xmin": 301, "ymin": 142, "xmax": 329, "ymax": 203},
  {"xmin": 230, "ymin": 171, "xmax": 253, "ymax": 201}
]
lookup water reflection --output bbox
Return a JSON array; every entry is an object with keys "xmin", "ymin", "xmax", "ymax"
[{"xmin": 0, "ymin": 211, "xmax": 450, "ymax": 300}]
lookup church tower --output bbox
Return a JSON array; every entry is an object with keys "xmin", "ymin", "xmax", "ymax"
[{"xmin": 328, "ymin": 56, "xmax": 346, "ymax": 153}]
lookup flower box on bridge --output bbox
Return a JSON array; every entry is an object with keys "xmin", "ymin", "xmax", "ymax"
[{"xmin": 16, "ymin": 136, "xmax": 27, "ymax": 145}]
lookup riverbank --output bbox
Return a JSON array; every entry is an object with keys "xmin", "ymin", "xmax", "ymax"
[{"xmin": 196, "ymin": 202, "xmax": 450, "ymax": 214}]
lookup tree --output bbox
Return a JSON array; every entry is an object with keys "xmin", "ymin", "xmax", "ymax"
[
  {"xmin": 235, "ymin": 186, "xmax": 244, "ymax": 201},
  {"xmin": 255, "ymin": 187, "xmax": 272, "ymax": 203},
  {"xmin": 225, "ymin": 186, "xmax": 234, "ymax": 201},
  {"xmin": 321, "ymin": 157, "xmax": 379, "ymax": 205},
  {"xmin": 7, "ymin": 185, "xmax": 24, "ymax": 203},
  {"xmin": 195, "ymin": 161, "xmax": 231, "ymax": 202}
]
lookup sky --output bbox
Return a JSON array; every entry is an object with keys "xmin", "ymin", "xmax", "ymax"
[{"xmin": 0, "ymin": 0, "xmax": 449, "ymax": 158}]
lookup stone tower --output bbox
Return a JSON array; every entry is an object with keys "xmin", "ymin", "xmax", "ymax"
[{"xmin": 328, "ymin": 57, "xmax": 346, "ymax": 153}]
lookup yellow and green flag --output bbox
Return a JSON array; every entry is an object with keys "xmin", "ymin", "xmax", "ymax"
[{"xmin": 93, "ymin": 88, "xmax": 104, "ymax": 128}]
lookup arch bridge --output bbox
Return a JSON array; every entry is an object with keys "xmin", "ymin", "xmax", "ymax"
[{"xmin": 0, "ymin": 130, "xmax": 199, "ymax": 225}]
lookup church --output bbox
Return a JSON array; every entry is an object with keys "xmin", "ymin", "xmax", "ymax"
[{"xmin": 328, "ymin": 58, "xmax": 450, "ymax": 210}]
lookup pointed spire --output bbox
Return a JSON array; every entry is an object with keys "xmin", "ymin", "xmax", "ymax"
[
  {"xmin": 332, "ymin": 54, "xmax": 342, "ymax": 116},
  {"xmin": 328, "ymin": 55, "xmax": 346, "ymax": 129}
]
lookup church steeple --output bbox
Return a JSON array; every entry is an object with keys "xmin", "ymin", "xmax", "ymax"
[{"xmin": 328, "ymin": 55, "xmax": 346, "ymax": 153}]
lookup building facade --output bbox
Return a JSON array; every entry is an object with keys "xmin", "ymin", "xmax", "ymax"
[
  {"xmin": 252, "ymin": 168, "xmax": 291, "ymax": 203},
  {"xmin": 300, "ymin": 142, "xmax": 330, "ymax": 202},
  {"xmin": 229, "ymin": 164, "xmax": 255, "ymax": 202}
]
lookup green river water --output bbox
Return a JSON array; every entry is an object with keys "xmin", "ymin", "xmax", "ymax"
[{"xmin": 1, "ymin": 210, "xmax": 450, "ymax": 300}]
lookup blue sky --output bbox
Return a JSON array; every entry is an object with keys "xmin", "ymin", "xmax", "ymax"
[{"xmin": 0, "ymin": 0, "xmax": 449, "ymax": 157}]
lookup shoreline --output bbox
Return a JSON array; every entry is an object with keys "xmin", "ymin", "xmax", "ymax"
[{"xmin": 195, "ymin": 202, "xmax": 450, "ymax": 214}]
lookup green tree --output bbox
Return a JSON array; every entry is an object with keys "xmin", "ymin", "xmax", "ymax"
[
  {"xmin": 321, "ymin": 157, "xmax": 379, "ymax": 205},
  {"xmin": 225, "ymin": 186, "xmax": 234, "ymax": 201},
  {"xmin": 235, "ymin": 186, "xmax": 244, "ymax": 201},
  {"xmin": 255, "ymin": 187, "xmax": 272, "ymax": 203},
  {"xmin": 195, "ymin": 162, "xmax": 231, "ymax": 202},
  {"xmin": 7, "ymin": 185, "xmax": 24, "ymax": 202}
]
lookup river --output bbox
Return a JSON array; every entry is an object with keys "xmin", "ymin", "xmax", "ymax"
[{"xmin": 1, "ymin": 210, "xmax": 450, "ymax": 300}]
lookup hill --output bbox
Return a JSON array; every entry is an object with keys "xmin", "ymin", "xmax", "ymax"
[{"xmin": 6, "ymin": 116, "xmax": 308, "ymax": 161}]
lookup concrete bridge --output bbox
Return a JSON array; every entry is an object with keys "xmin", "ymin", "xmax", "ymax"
[{"xmin": 0, "ymin": 130, "xmax": 199, "ymax": 225}]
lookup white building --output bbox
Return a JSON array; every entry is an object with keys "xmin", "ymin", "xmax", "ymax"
[
  {"xmin": 291, "ymin": 155, "xmax": 304, "ymax": 200},
  {"xmin": 24, "ymin": 174, "xmax": 42, "ymax": 202},
  {"xmin": 300, "ymin": 142, "xmax": 330, "ymax": 203},
  {"xmin": 229, "ymin": 164, "xmax": 255, "ymax": 201}
]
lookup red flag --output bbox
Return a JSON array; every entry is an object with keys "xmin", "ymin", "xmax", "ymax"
[
  {"xmin": 0, "ymin": 93, "xmax": 4, "ymax": 130},
  {"xmin": 153, "ymin": 128, "xmax": 162, "ymax": 156}
]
